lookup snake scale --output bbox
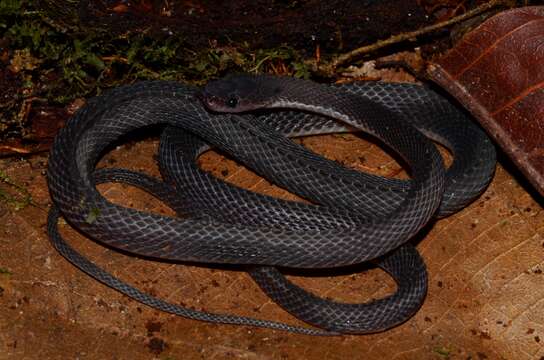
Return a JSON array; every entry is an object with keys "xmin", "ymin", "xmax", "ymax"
[{"xmin": 47, "ymin": 75, "xmax": 496, "ymax": 335}]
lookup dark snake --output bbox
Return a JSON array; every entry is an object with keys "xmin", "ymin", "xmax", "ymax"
[{"xmin": 47, "ymin": 75, "xmax": 496, "ymax": 335}]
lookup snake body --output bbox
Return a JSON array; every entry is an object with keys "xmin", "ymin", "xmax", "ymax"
[{"xmin": 47, "ymin": 76, "xmax": 496, "ymax": 334}]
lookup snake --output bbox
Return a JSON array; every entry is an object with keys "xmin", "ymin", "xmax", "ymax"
[{"xmin": 47, "ymin": 75, "xmax": 496, "ymax": 335}]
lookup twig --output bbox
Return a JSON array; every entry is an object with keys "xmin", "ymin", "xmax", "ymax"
[
  {"xmin": 101, "ymin": 55, "xmax": 129, "ymax": 63},
  {"xmin": 312, "ymin": 0, "xmax": 510, "ymax": 76}
]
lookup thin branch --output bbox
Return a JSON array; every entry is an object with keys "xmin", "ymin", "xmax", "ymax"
[{"xmin": 312, "ymin": 0, "xmax": 511, "ymax": 76}]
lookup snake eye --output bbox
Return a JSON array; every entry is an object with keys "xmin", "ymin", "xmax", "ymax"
[{"xmin": 226, "ymin": 97, "xmax": 238, "ymax": 108}]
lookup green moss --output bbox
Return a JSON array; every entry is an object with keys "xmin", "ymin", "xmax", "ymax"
[
  {"xmin": 434, "ymin": 346, "xmax": 451, "ymax": 358},
  {"xmin": 0, "ymin": 267, "xmax": 13, "ymax": 275},
  {"xmin": 0, "ymin": 170, "xmax": 32, "ymax": 211},
  {"xmin": 0, "ymin": 0, "xmax": 22, "ymax": 24},
  {"xmin": 1, "ymin": 1, "xmax": 311, "ymax": 139},
  {"xmin": 85, "ymin": 207, "xmax": 101, "ymax": 224}
]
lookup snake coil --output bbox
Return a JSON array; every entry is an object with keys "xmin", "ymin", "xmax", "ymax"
[{"xmin": 47, "ymin": 75, "xmax": 495, "ymax": 334}]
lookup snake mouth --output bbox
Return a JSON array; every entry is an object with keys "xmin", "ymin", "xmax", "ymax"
[
  {"xmin": 199, "ymin": 90, "xmax": 255, "ymax": 114},
  {"xmin": 200, "ymin": 74, "xmax": 272, "ymax": 113},
  {"xmin": 197, "ymin": 90, "xmax": 225, "ymax": 112}
]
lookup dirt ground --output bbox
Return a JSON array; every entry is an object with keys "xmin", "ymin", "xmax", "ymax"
[{"xmin": 1, "ymin": 77, "xmax": 544, "ymax": 359}]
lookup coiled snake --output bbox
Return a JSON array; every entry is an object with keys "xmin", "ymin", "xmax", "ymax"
[{"xmin": 47, "ymin": 75, "xmax": 496, "ymax": 335}]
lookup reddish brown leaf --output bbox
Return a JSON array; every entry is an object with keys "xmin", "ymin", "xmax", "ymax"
[
  {"xmin": 0, "ymin": 99, "xmax": 84, "ymax": 157},
  {"xmin": 428, "ymin": 6, "xmax": 544, "ymax": 196},
  {"xmin": 29, "ymin": 105, "xmax": 72, "ymax": 141}
]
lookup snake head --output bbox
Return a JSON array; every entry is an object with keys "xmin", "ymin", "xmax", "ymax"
[{"xmin": 200, "ymin": 74, "xmax": 282, "ymax": 113}]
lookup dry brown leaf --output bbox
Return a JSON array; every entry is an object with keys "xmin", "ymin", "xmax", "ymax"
[{"xmin": 429, "ymin": 6, "xmax": 544, "ymax": 197}]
